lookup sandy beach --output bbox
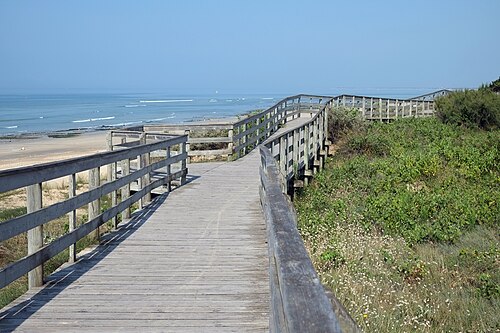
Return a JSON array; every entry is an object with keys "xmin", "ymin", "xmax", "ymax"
[
  {"xmin": 0, "ymin": 116, "xmax": 241, "ymax": 171},
  {"xmin": 0, "ymin": 131, "xmax": 111, "ymax": 171}
]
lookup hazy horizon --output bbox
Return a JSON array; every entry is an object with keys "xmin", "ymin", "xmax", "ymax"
[{"xmin": 1, "ymin": 0, "xmax": 499, "ymax": 95}]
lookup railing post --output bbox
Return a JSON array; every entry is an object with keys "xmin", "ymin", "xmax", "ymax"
[
  {"xmin": 241, "ymin": 123, "xmax": 247, "ymax": 157},
  {"xmin": 27, "ymin": 183, "xmax": 43, "ymax": 289},
  {"xmin": 88, "ymin": 167, "xmax": 100, "ymax": 240},
  {"xmin": 180, "ymin": 141, "xmax": 187, "ymax": 185},
  {"xmin": 279, "ymin": 135, "xmax": 286, "ymax": 184},
  {"xmin": 121, "ymin": 157, "xmax": 131, "ymax": 221},
  {"xmin": 304, "ymin": 124, "xmax": 311, "ymax": 186},
  {"xmin": 137, "ymin": 133, "xmax": 146, "ymax": 209},
  {"xmin": 379, "ymin": 98, "xmax": 383, "ymax": 122},
  {"xmin": 166, "ymin": 146, "xmax": 172, "ymax": 192},
  {"xmin": 256, "ymin": 117, "xmax": 261, "ymax": 145},
  {"xmin": 370, "ymin": 98, "xmax": 374, "ymax": 119},
  {"xmin": 68, "ymin": 174, "xmax": 77, "ymax": 263},
  {"xmin": 395, "ymin": 99, "xmax": 399, "ymax": 119},
  {"xmin": 106, "ymin": 132, "xmax": 118, "ymax": 229},
  {"xmin": 184, "ymin": 129, "xmax": 191, "ymax": 164},
  {"xmin": 227, "ymin": 127, "xmax": 234, "ymax": 161},
  {"xmin": 362, "ymin": 96, "xmax": 366, "ymax": 118}
]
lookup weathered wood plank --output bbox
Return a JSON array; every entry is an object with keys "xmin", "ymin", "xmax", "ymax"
[{"xmin": 0, "ymin": 153, "xmax": 269, "ymax": 332}]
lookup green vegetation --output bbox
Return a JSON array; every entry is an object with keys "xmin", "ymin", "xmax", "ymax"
[
  {"xmin": 295, "ymin": 116, "xmax": 499, "ymax": 332},
  {"xmin": 435, "ymin": 88, "xmax": 500, "ymax": 130}
]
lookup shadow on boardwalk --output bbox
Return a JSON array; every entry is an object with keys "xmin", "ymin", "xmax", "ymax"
[{"xmin": 0, "ymin": 192, "xmax": 170, "ymax": 332}]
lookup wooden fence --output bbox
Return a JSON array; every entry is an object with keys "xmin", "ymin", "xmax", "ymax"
[
  {"xmin": 0, "ymin": 134, "xmax": 188, "ymax": 290},
  {"xmin": 258, "ymin": 99, "xmax": 341, "ymax": 332},
  {"xmin": 333, "ymin": 94, "xmax": 435, "ymax": 120},
  {"xmin": 127, "ymin": 94, "xmax": 332, "ymax": 161}
]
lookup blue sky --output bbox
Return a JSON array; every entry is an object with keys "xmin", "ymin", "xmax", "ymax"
[{"xmin": 0, "ymin": 0, "xmax": 499, "ymax": 95}]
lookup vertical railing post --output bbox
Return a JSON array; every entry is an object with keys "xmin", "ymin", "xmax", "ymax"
[
  {"xmin": 304, "ymin": 124, "xmax": 310, "ymax": 186},
  {"xmin": 241, "ymin": 123, "xmax": 247, "ymax": 157},
  {"xmin": 362, "ymin": 96, "xmax": 366, "ymax": 118},
  {"xmin": 227, "ymin": 127, "xmax": 234, "ymax": 161},
  {"xmin": 395, "ymin": 99, "xmax": 399, "ymax": 119},
  {"xmin": 180, "ymin": 140, "xmax": 187, "ymax": 185},
  {"xmin": 379, "ymin": 98, "xmax": 383, "ymax": 122},
  {"xmin": 106, "ymin": 132, "xmax": 118, "ymax": 229},
  {"xmin": 279, "ymin": 135, "xmax": 286, "ymax": 182},
  {"xmin": 256, "ymin": 117, "xmax": 261, "ymax": 145},
  {"xmin": 88, "ymin": 167, "xmax": 101, "ymax": 240},
  {"xmin": 370, "ymin": 98, "xmax": 374, "ymax": 119},
  {"xmin": 184, "ymin": 129, "xmax": 191, "ymax": 164},
  {"xmin": 137, "ymin": 133, "xmax": 146, "ymax": 209},
  {"xmin": 27, "ymin": 183, "xmax": 43, "ymax": 288},
  {"xmin": 68, "ymin": 174, "xmax": 77, "ymax": 263},
  {"xmin": 166, "ymin": 146, "xmax": 172, "ymax": 192},
  {"xmin": 121, "ymin": 156, "xmax": 131, "ymax": 221}
]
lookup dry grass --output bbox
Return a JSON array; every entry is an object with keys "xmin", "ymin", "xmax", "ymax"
[
  {"xmin": 301, "ymin": 219, "xmax": 499, "ymax": 332},
  {"xmin": 0, "ymin": 179, "xmax": 117, "ymax": 309}
]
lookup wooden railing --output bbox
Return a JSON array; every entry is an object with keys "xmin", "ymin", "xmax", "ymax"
[
  {"xmin": 258, "ymin": 97, "xmax": 362, "ymax": 332},
  {"xmin": 0, "ymin": 134, "xmax": 188, "ymax": 290},
  {"xmin": 333, "ymin": 94, "xmax": 435, "ymax": 120},
  {"xmin": 126, "ymin": 94, "xmax": 331, "ymax": 161},
  {"xmin": 136, "ymin": 124, "xmax": 234, "ymax": 162}
]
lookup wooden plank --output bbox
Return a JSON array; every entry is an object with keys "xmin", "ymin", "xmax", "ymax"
[{"xmin": 1, "ymin": 153, "xmax": 269, "ymax": 332}]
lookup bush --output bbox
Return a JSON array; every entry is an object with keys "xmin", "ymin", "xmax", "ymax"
[
  {"xmin": 435, "ymin": 89, "xmax": 500, "ymax": 130},
  {"xmin": 328, "ymin": 106, "xmax": 365, "ymax": 142}
]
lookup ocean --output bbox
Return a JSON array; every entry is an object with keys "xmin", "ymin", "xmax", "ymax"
[{"xmin": 0, "ymin": 93, "xmax": 285, "ymax": 136}]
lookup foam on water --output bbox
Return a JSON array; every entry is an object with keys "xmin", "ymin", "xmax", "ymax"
[
  {"xmin": 139, "ymin": 99, "xmax": 193, "ymax": 103},
  {"xmin": 0, "ymin": 93, "xmax": 282, "ymax": 135}
]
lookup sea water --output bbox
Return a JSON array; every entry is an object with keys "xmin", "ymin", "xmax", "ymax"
[{"xmin": 0, "ymin": 93, "xmax": 285, "ymax": 136}]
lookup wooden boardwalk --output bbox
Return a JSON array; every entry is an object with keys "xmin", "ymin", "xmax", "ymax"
[{"xmin": 0, "ymin": 152, "xmax": 269, "ymax": 332}]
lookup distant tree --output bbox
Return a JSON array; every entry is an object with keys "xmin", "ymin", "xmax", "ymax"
[{"xmin": 489, "ymin": 77, "xmax": 500, "ymax": 93}]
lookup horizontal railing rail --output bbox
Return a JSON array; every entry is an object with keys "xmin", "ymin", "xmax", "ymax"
[{"xmin": 0, "ymin": 133, "xmax": 188, "ymax": 290}]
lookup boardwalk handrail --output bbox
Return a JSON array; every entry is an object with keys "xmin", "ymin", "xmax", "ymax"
[
  {"xmin": 333, "ymin": 94, "xmax": 435, "ymax": 120},
  {"xmin": 260, "ymin": 147, "xmax": 341, "ymax": 333},
  {"xmin": 0, "ymin": 133, "xmax": 188, "ymax": 290},
  {"xmin": 258, "ymin": 98, "xmax": 345, "ymax": 332}
]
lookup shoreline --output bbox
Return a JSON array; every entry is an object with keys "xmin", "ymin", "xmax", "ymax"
[{"xmin": 0, "ymin": 114, "xmax": 247, "ymax": 171}]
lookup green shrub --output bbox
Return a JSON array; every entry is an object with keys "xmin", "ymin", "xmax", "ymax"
[
  {"xmin": 327, "ymin": 106, "xmax": 365, "ymax": 142},
  {"xmin": 435, "ymin": 89, "xmax": 500, "ymax": 130}
]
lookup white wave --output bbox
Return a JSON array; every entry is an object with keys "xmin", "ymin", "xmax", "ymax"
[
  {"xmin": 139, "ymin": 99, "xmax": 193, "ymax": 103},
  {"xmin": 39, "ymin": 116, "xmax": 44, "ymax": 119},
  {"xmin": 91, "ymin": 116, "xmax": 115, "ymax": 121},
  {"xmin": 226, "ymin": 99, "xmax": 233, "ymax": 102},
  {"xmin": 209, "ymin": 99, "xmax": 217, "ymax": 103},
  {"xmin": 261, "ymin": 97, "xmax": 274, "ymax": 100},
  {"xmin": 124, "ymin": 104, "xmax": 141, "ymax": 108},
  {"xmin": 5, "ymin": 125, "xmax": 18, "ymax": 129},
  {"xmin": 108, "ymin": 121, "xmax": 143, "ymax": 127},
  {"xmin": 72, "ymin": 116, "xmax": 115, "ymax": 123}
]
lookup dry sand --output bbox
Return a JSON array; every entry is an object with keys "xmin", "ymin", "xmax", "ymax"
[
  {"xmin": 0, "ymin": 131, "xmax": 109, "ymax": 171},
  {"xmin": 0, "ymin": 116, "xmax": 242, "ymax": 171}
]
